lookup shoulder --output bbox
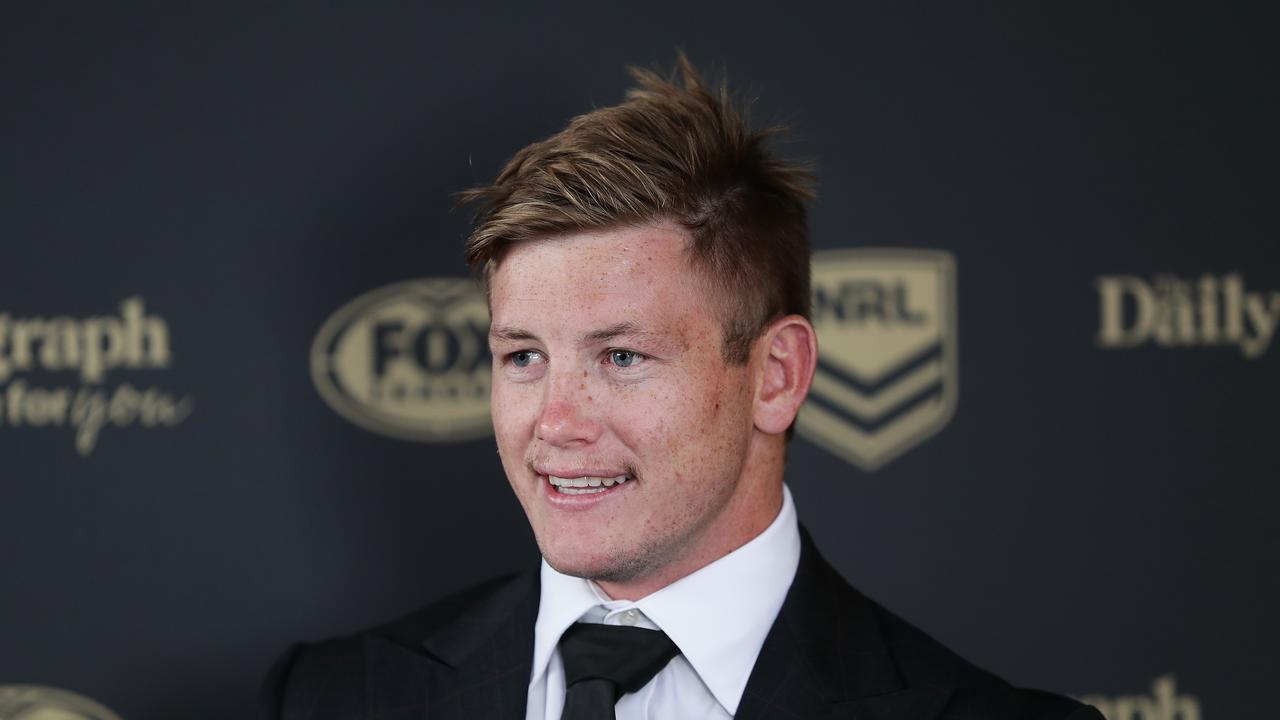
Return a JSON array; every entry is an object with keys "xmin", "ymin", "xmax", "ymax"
[
  {"xmin": 789, "ymin": 528, "xmax": 1100, "ymax": 720},
  {"xmin": 260, "ymin": 571, "xmax": 533, "ymax": 720},
  {"xmin": 866, "ymin": 595, "xmax": 1103, "ymax": 720}
]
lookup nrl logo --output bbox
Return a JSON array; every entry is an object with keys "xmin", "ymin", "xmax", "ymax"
[{"xmin": 797, "ymin": 249, "xmax": 958, "ymax": 471}]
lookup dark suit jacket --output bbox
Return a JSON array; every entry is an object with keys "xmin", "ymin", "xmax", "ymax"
[{"xmin": 264, "ymin": 529, "xmax": 1102, "ymax": 719}]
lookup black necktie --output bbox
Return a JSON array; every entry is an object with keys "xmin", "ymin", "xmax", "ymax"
[{"xmin": 557, "ymin": 621, "xmax": 681, "ymax": 720}]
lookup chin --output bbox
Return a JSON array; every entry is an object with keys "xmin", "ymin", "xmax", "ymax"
[
  {"xmin": 540, "ymin": 541, "xmax": 635, "ymax": 583},
  {"xmin": 543, "ymin": 534, "xmax": 678, "ymax": 593},
  {"xmin": 541, "ymin": 543, "xmax": 610, "ymax": 579}
]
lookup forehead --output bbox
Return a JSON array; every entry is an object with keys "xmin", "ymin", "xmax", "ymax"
[{"xmin": 488, "ymin": 222, "xmax": 717, "ymax": 334}]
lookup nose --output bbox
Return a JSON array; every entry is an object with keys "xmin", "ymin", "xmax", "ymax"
[{"xmin": 535, "ymin": 369, "xmax": 602, "ymax": 447}]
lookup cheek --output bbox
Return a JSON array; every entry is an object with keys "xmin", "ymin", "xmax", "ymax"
[
  {"xmin": 490, "ymin": 387, "xmax": 537, "ymax": 450},
  {"xmin": 689, "ymin": 366, "xmax": 742, "ymax": 416},
  {"xmin": 609, "ymin": 376, "xmax": 734, "ymax": 447},
  {"xmin": 693, "ymin": 371, "xmax": 753, "ymax": 452},
  {"xmin": 599, "ymin": 385, "xmax": 670, "ymax": 446}
]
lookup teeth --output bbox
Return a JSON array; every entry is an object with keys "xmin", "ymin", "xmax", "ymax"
[
  {"xmin": 549, "ymin": 474, "xmax": 630, "ymax": 493},
  {"xmin": 559, "ymin": 486, "xmax": 608, "ymax": 495}
]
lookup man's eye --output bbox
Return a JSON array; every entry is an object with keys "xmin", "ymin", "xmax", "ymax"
[
  {"xmin": 510, "ymin": 350, "xmax": 542, "ymax": 368},
  {"xmin": 609, "ymin": 350, "xmax": 642, "ymax": 368}
]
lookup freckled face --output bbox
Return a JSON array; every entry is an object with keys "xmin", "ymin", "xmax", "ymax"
[{"xmin": 488, "ymin": 222, "xmax": 756, "ymax": 589}]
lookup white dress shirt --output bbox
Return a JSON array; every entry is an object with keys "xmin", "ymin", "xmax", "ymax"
[{"xmin": 526, "ymin": 485, "xmax": 801, "ymax": 720}]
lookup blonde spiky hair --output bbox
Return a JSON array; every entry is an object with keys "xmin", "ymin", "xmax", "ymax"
[{"xmin": 459, "ymin": 53, "xmax": 814, "ymax": 363}]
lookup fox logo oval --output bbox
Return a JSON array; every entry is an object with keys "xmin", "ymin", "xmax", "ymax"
[
  {"xmin": 0, "ymin": 685, "xmax": 124, "ymax": 720},
  {"xmin": 311, "ymin": 279, "xmax": 492, "ymax": 442}
]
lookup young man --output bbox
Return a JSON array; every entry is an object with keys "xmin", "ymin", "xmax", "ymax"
[{"xmin": 265, "ymin": 57, "xmax": 1101, "ymax": 720}]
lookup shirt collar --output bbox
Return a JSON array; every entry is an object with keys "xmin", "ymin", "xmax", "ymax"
[{"xmin": 531, "ymin": 484, "xmax": 801, "ymax": 715}]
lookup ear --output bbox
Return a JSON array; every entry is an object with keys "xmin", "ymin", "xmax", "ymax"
[{"xmin": 753, "ymin": 315, "xmax": 818, "ymax": 435}]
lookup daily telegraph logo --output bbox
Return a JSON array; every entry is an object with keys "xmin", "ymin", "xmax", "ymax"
[
  {"xmin": 1079, "ymin": 675, "xmax": 1202, "ymax": 720},
  {"xmin": 1097, "ymin": 274, "xmax": 1279, "ymax": 358},
  {"xmin": 0, "ymin": 297, "xmax": 193, "ymax": 456},
  {"xmin": 0, "ymin": 685, "xmax": 124, "ymax": 720},
  {"xmin": 797, "ymin": 249, "xmax": 957, "ymax": 471},
  {"xmin": 311, "ymin": 279, "xmax": 492, "ymax": 442}
]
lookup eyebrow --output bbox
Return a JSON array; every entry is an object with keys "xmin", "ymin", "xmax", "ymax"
[
  {"xmin": 489, "ymin": 321, "xmax": 666, "ymax": 346},
  {"xmin": 488, "ymin": 324, "xmax": 538, "ymax": 343},
  {"xmin": 584, "ymin": 322, "xmax": 644, "ymax": 344}
]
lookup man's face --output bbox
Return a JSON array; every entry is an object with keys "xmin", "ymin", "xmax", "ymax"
[{"xmin": 487, "ymin": 221, "xmax": 758, "ymax": 595}]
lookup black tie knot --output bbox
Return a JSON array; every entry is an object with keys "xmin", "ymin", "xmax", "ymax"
[{"xmin": 558, "ymin": 622, "xmax": 680, "ymax": 719}]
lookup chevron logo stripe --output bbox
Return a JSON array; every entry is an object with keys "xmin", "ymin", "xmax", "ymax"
[
  {"xmin": 808, "ymin": 351, "xmax": 945, "ymax": 432},
  {"xmin": 814, "ymin": 342, "xmax": 943, "ymax": 395},
  {"xmin": 814, "ymin": 340, "xmax": 947, "ymax": 404},
  {"xmin": 798, "ymin": 396, "xmax": 948, "ymax": 470},
  {"xmin": 806, "ymin": 378, "xmax": 944, "ymax": 434}
]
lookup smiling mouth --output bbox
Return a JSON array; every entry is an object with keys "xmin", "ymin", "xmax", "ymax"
[{"xmin": 547, "ymin": 474, "xmax": 631, "ymax": 495}]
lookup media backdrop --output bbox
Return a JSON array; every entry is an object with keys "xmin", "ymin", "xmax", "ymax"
[{"xmin": 2, "ymin": 3, "xmax": 1276, "ymax": 719}]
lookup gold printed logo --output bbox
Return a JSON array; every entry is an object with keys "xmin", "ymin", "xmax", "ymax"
[
  {"xmin": 311, "ymin": 279, "xmax": 492, "ymax": 442},
  {"xmin": 1096, "ymin": 273, "xmax": 1279, "ymax": 358},
  {"xmin": 1079, "ymin": 675, "xmax": 1202, "ymax": 720},
  {"xmin": 0, "ymin": 685, "xmax": 124, "ymax": 720},
  {"xmin": 0, "ymin": 297, "xmax": 194, "ymax": 456},
  {"xmin": 797, "ymin": 249, "xmax": 957, "ymax": 471}
]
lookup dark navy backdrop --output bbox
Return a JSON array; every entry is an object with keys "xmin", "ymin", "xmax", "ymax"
[{"xmin": 2, "ymin": 3, "xmax": 1276, "ymax": 719}]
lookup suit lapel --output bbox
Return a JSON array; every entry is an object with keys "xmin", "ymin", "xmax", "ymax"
[
  {"xmin": 363, "ymin": 571, "xmax": 540, "ymax": 720},
  {"xmin": 737, "ymin": 528, "xmax": 951, "ymax": 720},
  {"xmin": 352, "ymin": 529, "xmax": 951, "ymax": 719}
]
